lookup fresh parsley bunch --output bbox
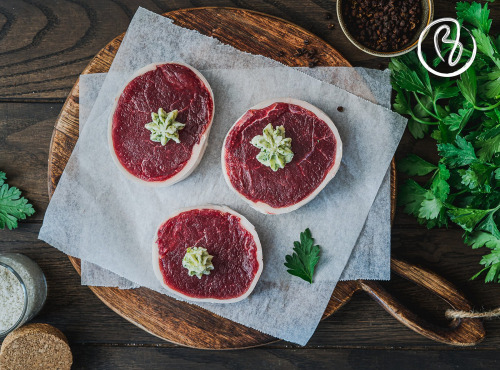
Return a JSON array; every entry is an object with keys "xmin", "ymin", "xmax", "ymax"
[{"xmin": 389, "ymin": 2, "xmax": 500, "ymax": 282}]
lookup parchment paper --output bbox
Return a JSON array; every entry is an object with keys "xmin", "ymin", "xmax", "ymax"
[
  {"xmin": 39, "ymin": 8, "xmax": 406, "ymax": 345},
  {"xmin": 78, "ymin": 67, "xmax": 393, "ymax": 286}
]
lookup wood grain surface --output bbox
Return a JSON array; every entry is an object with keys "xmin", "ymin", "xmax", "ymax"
[{"xmin": 1, "ymin": 0, "xmax": 500, "ymax": 367}]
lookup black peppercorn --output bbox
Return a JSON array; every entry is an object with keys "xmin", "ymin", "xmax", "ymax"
[
  {"xmin": 337, "ymin": 106, "xmax": 344, "ymax": 112},
  {"xmin": 343, "ymin": 0, "xmax": 421, "ymax": 52},
  {"xmin": 294, "ymin": 48, "xmax": 306, "ymax": 57},
  {"xmin": 306, "ymin": 48, "xmax": 316, "ymax": 58}
]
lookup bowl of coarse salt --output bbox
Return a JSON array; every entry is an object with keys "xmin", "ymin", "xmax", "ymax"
[{"xmin": 0, "ymin": 253, "xmax": 47, "ymax": 338}]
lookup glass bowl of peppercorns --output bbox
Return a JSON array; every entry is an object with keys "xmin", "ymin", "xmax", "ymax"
[{"xmin": 337, "ymin": 0, "xmax": 433, "ymax": 57}]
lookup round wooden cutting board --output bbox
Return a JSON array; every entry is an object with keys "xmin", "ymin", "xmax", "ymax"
[{"xmin": 48, "ymin": 7, "xmax": 397, "ymax": 349}]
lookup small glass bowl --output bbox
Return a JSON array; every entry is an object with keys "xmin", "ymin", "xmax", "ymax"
[{"xmin": 0, "ymin": 253, "xmax": 47, "ymax": 338}]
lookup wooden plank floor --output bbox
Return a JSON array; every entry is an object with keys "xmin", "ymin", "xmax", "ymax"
[{"xmin": 0, "ymin": 0, "xmax": 499, "ymax": 368}]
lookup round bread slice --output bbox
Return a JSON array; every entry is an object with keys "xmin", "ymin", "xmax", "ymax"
[
  {"xmin": 152, "ymin": 205, "xmax": 263, "ymax": 303},
  {"xmin": 0, "ymin": 323, "xmax": 72, "ymax": 370},
  {"xmin": 109, "ymin": 62, "xmax": 214, "ymax": 186},
  {"xmin": 222, "ymin": 98, "xmax": 342, "ymax": 214}
]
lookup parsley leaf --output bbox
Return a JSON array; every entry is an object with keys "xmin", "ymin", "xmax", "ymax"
[
  {"xmin": 456, "ymin": 1, "xmax": 491, "ymax": 34},
  {"xmin": 393, "ymin": 69, "xmax": 430, "ymax": 96},
  {"xmin": 459, "ymin": 163, "xmax": 494, "ymax": 192},
  {"xmin": 389, "ymin": 53, "xmax": 432, "ymax": 97},
  {"xmin": 398, "ymin": 180, "xmax": 427, "ymax": 217},
  {"xmin": 477, "ymin": 125, "xmax": 500, "ymax": 161},
  {"xmin": 284, "ymin": 228, "xmax": 321, "ymax": 284},
  {"xmin": 431, "ymin": 164, "xmax": 451, "ymax": 201},
  {"xmin": 433, "ymin": 80, "xmax": 460, "ymax": 101},
  {"xmin": 472, "ymin": 29, "xmax": 497, "ymax": 61},
  {"xmin": 0, "ymin": 171, "xmax": 35, "ymax": 230},
  {"xmin": 442, "ymin": 108, "xmax": 473, "ymax": 132},
  {"xmin": 473, "ymin": 249, "xmax": 500, "ymax": 283},
  {"xmin": 408, "ymin": 118, "xmax": 430, "ymax": 139},
  {"xmin": 466, "ymin": 231, "xmax": 500, "ymax": 250},
  {"xmin": 393, "ymin": 86, "xmax": 412, "ymax": 116},
  {"xmin": 483, "ymin": 68, "xmax": 500, "ymax": 99},
  {"xmin": 448, "ymin": 207, "xmax": 491, "ymax": 232},
  {"xmin": 397, "ymin": 154, "xmax": 437, "ymax": 176},
  {"xmin": 460, "ymin": 168, "xmax": 480, "ymax": 189},
  {"xmin": 478, "ymin": 212, "xmax": 500, "ymax": 239},
  {"xmin": 419, "ymin": 191, "xmax": 443, "ymax": 220},
  {"xmin": 457, "ymin": 68, "xmax": 477, "ymax": 106},
  {"xmin": 438, "ymin": 136, "xmax": 478, "ymax": 167},
  {"xmin": 483, "ymin": 109, "xmax": 500, "ymax": 131}
]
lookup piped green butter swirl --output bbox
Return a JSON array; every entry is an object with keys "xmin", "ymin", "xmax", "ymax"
[
  {"xmin": 145, "ymin": 108, "xmax": 185, "ymax": 145},
  {"xmin": 251, "ymin": 123, "xmax": 294, "ymax": 171},
  {"xmin": 182, "ymin": 247, "xmax": 214, "ymax": 279}
]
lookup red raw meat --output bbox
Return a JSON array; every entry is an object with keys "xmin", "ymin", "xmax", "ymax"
[
  {"xmin": 110, "ymin": 62, "xmax": 214, "ymax": 185},
  {"xmin": 222, "ymin": 98, "xmax": 342, "ymax": 214},
  {"xmin": 152, "ymin": 206, "xmax": 263, "ymax": 303}
]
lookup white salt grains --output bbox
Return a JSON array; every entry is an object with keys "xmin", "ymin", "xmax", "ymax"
[
  {"xmin": 0, "ymin": 254, "xmax": 47, "ymax": 335},
  {"xmin": 0, "ymin": 266, "xmax": 25, "ymax": 331}
]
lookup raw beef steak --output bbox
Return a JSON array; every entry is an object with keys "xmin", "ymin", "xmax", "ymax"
[
  {"xmin": 109, "ymin": 62, "xmax": 214, "ymax": 186},
  {"xmin": 222, "ymin": 98, "xmax": 342, "ymax": 214},
  {"xmin": 152, "ymin": 206, "xmax": 263, "ymax": 303}
]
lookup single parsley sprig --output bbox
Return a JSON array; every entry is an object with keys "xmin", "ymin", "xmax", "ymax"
[
  {"xmin": 0, "ymin": 171, "xmax": 35, "ymax": 230},
  {"xmin": 284, "ymin": 228, "xmax": 321, "ymax": 283},
  {"xmin": 390, "ymin": 2, "xmax": 500, "ymax": 283}
]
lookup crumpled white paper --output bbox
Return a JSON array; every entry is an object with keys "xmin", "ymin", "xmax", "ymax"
[
  {"xmin": 39, "ymin": 8, "xmax": 406, "ymax": 345},
  {"xmin": 78, "ymin": 66, "xmax": 393, "ymax": 287}
]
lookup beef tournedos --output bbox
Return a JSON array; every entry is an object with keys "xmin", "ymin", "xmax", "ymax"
[
  {"xmin": 109, "ymin": 62, "xmax": 214, "ymax": 185},
  {"xmin": 222, "ymin": 98, "xmax": 342, "ymax": 214},
  {"xmin": 152, "ymin": 206, "xmax": 263, "ymax": 303}
]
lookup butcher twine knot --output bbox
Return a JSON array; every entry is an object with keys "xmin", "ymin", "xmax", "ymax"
[{"xmin": 445, "ymin": 307, "xmax": 500, "ymax": 319}]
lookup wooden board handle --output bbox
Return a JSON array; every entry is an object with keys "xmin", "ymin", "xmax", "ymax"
[{"xmin": 359, "ymin": 258, "xmax": 485, "ymax": 346}]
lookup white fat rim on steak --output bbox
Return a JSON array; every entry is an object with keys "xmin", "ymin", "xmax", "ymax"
[
  {"xmin": 152, "ymin": 205, "xmax": 264, "ymax": 304},
  {"xmin": 221, "ymin": 98, "xmax": 343, "ymax": 215},
  {"xmin": 108, "ymin": 62, "xmax": 215, "ymax": 187}
]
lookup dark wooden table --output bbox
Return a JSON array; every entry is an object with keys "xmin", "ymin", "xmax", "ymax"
[{"xmin": 1, "ymin": 0, "xmax": 499, "ymax": 368}]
